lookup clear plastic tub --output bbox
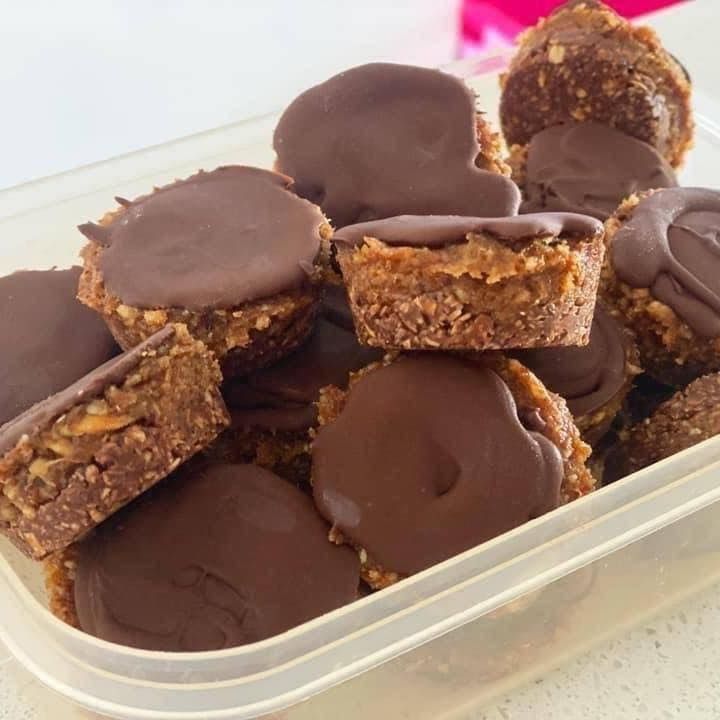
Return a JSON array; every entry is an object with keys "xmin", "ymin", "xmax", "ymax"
[{"xmin": 2, "ymin": 55, "xmax": 720, "ymax": 720}]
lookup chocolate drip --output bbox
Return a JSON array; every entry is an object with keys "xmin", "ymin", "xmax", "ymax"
[
  {"xmin": 334, "ymin": 212, "xmax": 603, "ymax": 249},
  {"xmin": 611, "ymin": 188, "xmax": 720, "ymax": 337}
]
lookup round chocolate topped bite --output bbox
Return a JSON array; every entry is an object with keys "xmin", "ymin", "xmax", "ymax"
[
  {"xmin": 78, "ymin": 166, "xmax": 330, "ymax": 375},
  {"xmin": 273, "ymin": 63, "xmax": 520, "ymax": 228},
  {"xmin": 500, "ymin": 0, "xmax": 693, "ymax": 168},
  {"xmin": 48, "ymin": 463, "xmax": 359, "ymax": 651},
  {"xmin": 608, "ymin": 372, "xmax": 720, "ymax": 480},
  {"xmin": 312, "ymin": 354, "xmax": 593, "ymax": 589},
  {"xmin": 333, "ymin": 213, "xmax": 605, "ymax": 351},
  {"xmin": 514, "ymin": 304, "xmax": 641, "ymax": 445},
  {"xmin": 214, "ymin": 286, "xmax": 383, "ymax": 483},
  {"xmin": 0, "ymin": 267, "xmax": 118, "ymax": 428},
  {"xmin": 508, "ymin": 123, "xmax": 678, "ymax": 220},
  {"xmin": 603, "ymin": 187, "xmax": 720, "ymax": 385}
]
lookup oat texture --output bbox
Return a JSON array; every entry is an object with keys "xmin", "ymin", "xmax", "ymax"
[{"xmin": 337, "ymin": 229, "xmax": 604, "ymax": 351}]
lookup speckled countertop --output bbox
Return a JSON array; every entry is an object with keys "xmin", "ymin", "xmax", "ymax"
[
  {"xmin": 2, "ymin": 2, "xmax": 719, "ymax": 718},
  {"xmin": 477, "ymin": 579, "xmax": 720, "ymax": 720}
]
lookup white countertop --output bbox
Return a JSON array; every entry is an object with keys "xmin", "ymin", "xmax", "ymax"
[{"xmin": 3, "ymin": 1, "xmax": 720, "ymax": 718}]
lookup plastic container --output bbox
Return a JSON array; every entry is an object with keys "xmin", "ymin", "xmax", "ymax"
[{"xmin": 2, "ymin": 54, "xmax": 720, "ymax": 720}]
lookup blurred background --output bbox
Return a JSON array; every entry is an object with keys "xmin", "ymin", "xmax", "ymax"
[{"xmin": 0, "ymin": 0, "xmax": 684, "ymax": 190}]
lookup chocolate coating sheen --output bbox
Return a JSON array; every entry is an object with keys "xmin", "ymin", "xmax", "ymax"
[
  {"xmin": 514, "ymin": 305, "xmax": 629, "ymax": 418},
  {"xmin": 611, "ymin": 188, "xmax": 720, "ymax": 337},
  {"xmin": 521, "ymin": 123, "xmax": 677, "ymax": 220},
  {"xmin": 225, "ymin": 288, "xmax": 382, "ymax": 432},
  {"xmin": 312, "ymin": 355, "xmax": 563, "ymax": 575},
  {"xmin": 334, "ymin": 213, "xmax": 604, "ymax": 249},
  {"xmin": 78, "ymin": 166, "xmax": 325, "ymax": 311},
  {"xmin": 0, "ymin": 326, "xmax": 173, "ymax": 456},
  {"xmin": 273, "ymin": 63, "xmax": 520, "ymax": 228},
  {"xmin": 74, "ymin": 463, "xmax": 359, "ymax": 651},
  {"xmin": 0, "ymin": 267, "xmax": 118, "ymax": 431}
]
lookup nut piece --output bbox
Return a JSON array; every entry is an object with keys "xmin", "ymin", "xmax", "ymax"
[
  {"xmin": 67, "ymin": 412, "xmax": 135, "ymax": 435},
  {"xmin": 548, "ymin": 44, "xmax": 566, "ymax": 64},
  {"xmin": 116, "ymin": 304, "xmax": 139, "ymax": 321}
]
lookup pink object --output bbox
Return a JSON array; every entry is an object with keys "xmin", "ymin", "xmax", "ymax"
[{"xmin": 461, "ymin": 0, "xmax": 685, "ymax": 56}]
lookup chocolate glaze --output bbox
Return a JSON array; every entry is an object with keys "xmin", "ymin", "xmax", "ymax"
[
  {"xmin": 0, "ymin": 326, "xmax": 173, "ymax": 456},
  {"xmin": 611, "ymin": 188, "xmax": 720, "ymax": 337},
  {"xmin": 79, "ymin": 166, "xmax": 325, "ymax": 310},
  {"xmin": 74, "ymin": 463, "xmax": 359, "ymax": 651},
  {"xmin": 521, "ymin": 123, "xmax": 677, "ymax": 220},
  {"xmin": 273, "ymin": 63, "xmax": 520, "ymax": 228},
  {"xmin": 312, "ymin": 355, "xmax": 564, "ymax": 575},
  {"xmin": 514, "ymin": 305, "xmax": 629, "ymax": 418},
  {"xmin": 333, "ymin": 212, "xmax": 604, "ymax": 249},
  {"xmin": 225, "ymin": 287, "xmax": 381, "ymax": 432},
  {"xmin": 0, "ymin": 268, "xmax": 118, "ymax": 432}
]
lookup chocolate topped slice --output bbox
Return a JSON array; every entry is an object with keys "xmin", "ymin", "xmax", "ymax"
[
  {"xmin": 312, "ymin": 355, "xmax": 564, "ymax": 576},
  {"xmin": 79, "ymin": 166, "xmax": 326, "ymax": 310},
  {"xmin": 273, "ymin": 63, "xmax": 520, "ymax": 228},
  {"xmin": 334, "ymin": 212, "xmax": 604, "ymax": 249},
  {"xmin": 0, "ymin": 324, "xmax": 227, "ymax": 559},
  {"xmin": 0, "ymin": 267, "xmax": 118, "ymax": 428},
  {"xmin": 519, "ymin": 123, "xmax": 678, "ymax": 220},
  {"xmin": 73, "ymin": 463, "xmax": 359, "ymax": 651},
  {"xmin": 225, "ymin": 287, "xmax": 382, "ymax": 433},
  {"xmin": 611, "ymin": 188, "xmax": 720, "ymax": 338}
]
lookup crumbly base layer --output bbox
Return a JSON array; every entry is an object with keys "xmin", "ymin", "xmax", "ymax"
[
  {"xmin": 602, "ymin": 192, "xmax": 720, "ymax": 386},
  {"xmin": 337, "ymin": 231, "xmax": 604, "ymax": 351},
  {"xmin": 45, "ymin": 546, "xmax": 79, "ymax": 628},
  {"xmin": 499, "ymin": 0, "xmax": 693, "ymax": 167},
  {"xmin": 314, "ymin": 353, "xmax": 594, "ymax": 589},
  {"xmin": 79, "ymin": 240, "xmax": 320, "ymax": 377},
  {"xmin": 506, "ymin": 143, "xmax": 529, "ymax": 191},
  {"xmin": 474, "ymin": 115, "xmax": 513, "ymax": 176},
  {"xmin": 0, "ymin": 325, "xmax": 228, "ymax": 559},
  {"xmin": 623, "ymin": 373, "xmax": 677, "ymax": 426},
  {"xmin": 611, "ymin": 372, "xmax": 720, "ymax": 477},
  {"xmin": 205, "ymin": 425, "xmax": 311, "ymax": 487}
]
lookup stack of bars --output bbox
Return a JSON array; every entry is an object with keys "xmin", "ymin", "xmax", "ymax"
[{"xmin": 1, "ymin": 0, "xmax": 718, "ymax": 653}]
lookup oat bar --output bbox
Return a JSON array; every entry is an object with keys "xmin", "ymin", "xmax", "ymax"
[{"xmin": 0, "ymin": 324, "xmax": 228, "ymax": 559}]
